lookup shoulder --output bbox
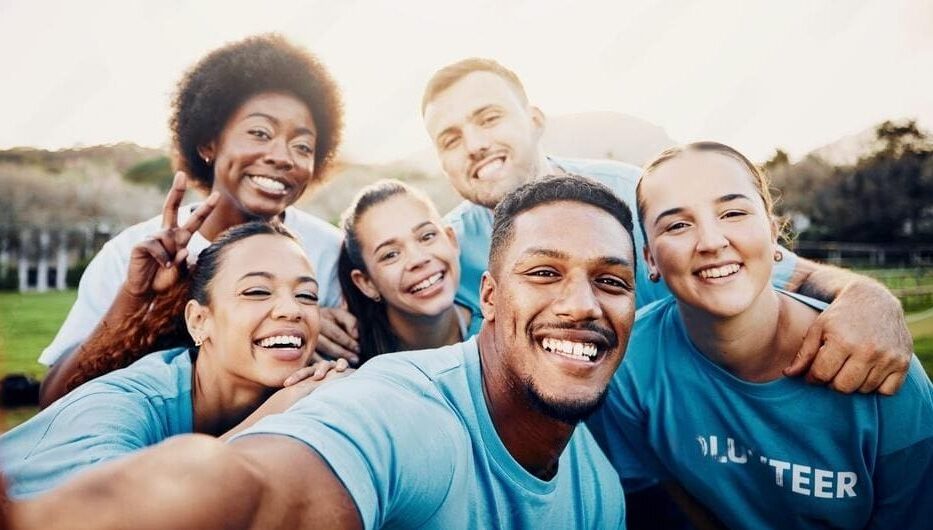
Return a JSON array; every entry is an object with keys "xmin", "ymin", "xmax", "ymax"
[
  {"xmin": 352, "ymin": 341, "xmax": 469, "ymax": 392},
  {"xmin": 283, "ymin": 207, "xmax": 342, "ymax": 243},
  {"xmin": 90, "ymin": 347, "xmax": 193, "ymax": 400},
  {"xmin": 444, "ymin": 200, "xmax": 490, "ymax": 231},
  {"xmin": 877, "ymin": 357, "xmax": 933, "ymax": 454},
  {"xmin": 550, "ymin": 156, "xmax": 642, "ymax": 189}
]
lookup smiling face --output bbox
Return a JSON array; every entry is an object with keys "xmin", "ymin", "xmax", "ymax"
[
  {"xmin": 481, "ymin": 201, "xmax": 636, "ymax": 423},
  {"xmin": 201, "ymin": 92, "xmax": 317, "ymax": 219},
  {"xmin": 639, "ymin": 150, "xmax": 777, "ymax": 318},
  {"xmin": 351, "ymin": 193, "xmax": 460, "ymax": 319},
  {"xmin": 189, "ymin": 234, "xmax": 320, "ymax": 388},
  {"xmin": 423, "ymin": 71, "xmax": 545, "ymax": 208}
]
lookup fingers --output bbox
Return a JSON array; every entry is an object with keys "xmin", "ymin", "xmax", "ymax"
[
  {"xmin": 161, "ymin": 172, "xmax": 188, "ymax": 230},
  {"xmin": 783, "ymin": 322, "xmax": 824, "ymax": 377},
  {"xmin": 826, "ymin": 357, "xmax": 869, "ymax": 394},
  {"xmin": 283, "ymin": 359, "xmax": 351, "ymax": 386},
  {"xmin": 857, "ymin": 365, "xmax": 886, "ymax": 394},
  {"xmin": 877, "ymin": 371, "xmax": 907, "ymax": 396},
  {"xmin": 804, "ymin": 343, "xmax": 848, "ymax": 387},
  {"xmin": 325, "ymin": 307, "xmax": 360, "ymax": 340},
  {"xmin": 315, "ymin": 334, "xmax": 360, "ymax": 365},
  {"xmin": 178, "ymin": 191, "xmax": 220, "ymax": 243},
  {"xmin": 138, "ymin": 237, "xmax": 173, "ymax": 269}
]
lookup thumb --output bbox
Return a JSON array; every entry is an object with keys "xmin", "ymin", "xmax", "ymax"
[{"xmin": 784, "ymin": 321, "xmax": 824, "ymax": 376}]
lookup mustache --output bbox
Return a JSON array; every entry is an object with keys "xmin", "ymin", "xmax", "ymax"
[{"xmin": 528, "ymin": 321, "xmax": 619, "ymax": 351}]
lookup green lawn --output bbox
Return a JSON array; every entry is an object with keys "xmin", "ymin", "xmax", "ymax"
[{"xmin": 0, "ymin": 290, "xmax": 75, "ymax": 379}]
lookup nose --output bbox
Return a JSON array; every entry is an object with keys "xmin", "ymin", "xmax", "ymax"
[
  {"xmin": 695, "ymin": 219, "xmax": 729, "ymax": 254},
  {"xmin": 271, "ymin": 292, "xmax": 303, "ymax": 321},
  {"xmin": 463, "ymin": 125, "xmax": 491, "ymax": 158},
  {"xmin": 263, "ymin": 137, "xmax": 295, "ymax": 170},
  {"xmin": 552, "ymin": 273, "xmax": 604, "ymax": 323},
  {"xmin": 405, "ymin": 244, "xmax": 431, "ymax": 272}
]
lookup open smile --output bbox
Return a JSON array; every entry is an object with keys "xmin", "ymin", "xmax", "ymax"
[
  {"xmin": 252, "ymin": 331, "xmax": 307, "ymax": 362},
  {"xmin": 470, "ymin": 153, "xmax": 507, "ymax": 180},
  {"xmin": 694, "ymin": 262, "xmax": 742, "ymax": 281},
  {"xmin": 247, "ymin": 174, "xmax": 292, "ymax": 196},
  {"xmin": 406, "ymin": 270, "xmax": 447, "ymax": 297},
  {"xmin": 534, "ymin": 327, "xmax": 613, "ymax": 366}
]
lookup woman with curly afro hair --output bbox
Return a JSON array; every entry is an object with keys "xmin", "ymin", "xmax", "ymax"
[{"xmin": 38, "ymin": 34, "xmax": 350, "ymax": 406}]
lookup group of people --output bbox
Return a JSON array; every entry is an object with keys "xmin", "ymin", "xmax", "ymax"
[{"xmin": 1, "ymin": 34, "xmax": 931, "ymax": 529}]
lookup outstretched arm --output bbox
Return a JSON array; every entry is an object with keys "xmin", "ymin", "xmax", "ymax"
[
  {"xmin": 9, "ymin": 434, "xmax": 362, "ymax": 530},
  {"xmin": 782, "ymin": 258, "xmax": 912, "ymax": 395}
]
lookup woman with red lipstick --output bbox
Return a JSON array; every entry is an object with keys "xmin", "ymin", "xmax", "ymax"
[
  {"xmin": 0, "ymin": 221, "xmax": 350, "ymax": 500},
  {"xmin": 588, "ymin": 142, "xmax": 933, "ymax": 529},
  {"xmin": 338, "ymin": 180, "xmax": 482, "ymax": 362},
  {"xmin": 39, "ymin": 34, "xmax": 348, "ymax": 405}
]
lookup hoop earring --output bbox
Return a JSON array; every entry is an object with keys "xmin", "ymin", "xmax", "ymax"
[
  {"xmin": 649, "ymin": 272, "xmax": 661, "ymax": 283},
  {"xmin": 372, "ymin": 294, "xmax": 382, "ymax": 303},
  {"xmin": 773, "ymin": 249, "xmax": 783, "ymax": 262}
]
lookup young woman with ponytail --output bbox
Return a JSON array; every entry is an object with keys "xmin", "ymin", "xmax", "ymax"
[{"xmin": 338, "ymin": 180, "xmax": 481, "ymax": 362}]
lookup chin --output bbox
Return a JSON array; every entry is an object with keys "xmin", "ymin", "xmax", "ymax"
[{"xmin": 523, "ymin": 378, "xmax": 608, "ymax": 425}]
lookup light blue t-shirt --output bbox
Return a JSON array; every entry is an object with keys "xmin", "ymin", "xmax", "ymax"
[
  {"xmin": 587, "ymin": 295, "xmax": 933, "ymax": 529},
  {"xmin": 233, "ymin": 337, "xmax": 624, "ymax": 529},
  {"xmin": 445, "ymin": 156, "xmax": 799, "ymax": 318},
  {"xmin": 0, "ymin": 347, "xmax": 194, "ymax": 499}
]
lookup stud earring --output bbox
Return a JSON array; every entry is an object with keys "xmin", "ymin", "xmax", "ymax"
[
  {"xmin": 194, "ymin": 336, "xmax": 204, "ymax": 347},
  {"xmin": 649, "ymin": 272, "xmax": 661, "ymax": 283},
  {"xmin": 773, "ymin": 249, "xmax": 783, "ymax": 262},
  {"xmin": 372, "ymin": 294, "xmax": 382, "ymax": 303}
]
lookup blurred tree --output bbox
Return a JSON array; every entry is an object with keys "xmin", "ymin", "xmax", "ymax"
[{"xmin": 124, "ymin": 156, "xmax": 173, "ymax": 191}]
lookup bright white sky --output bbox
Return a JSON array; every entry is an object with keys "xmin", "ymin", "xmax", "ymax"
[{"xmin": 2, "ymin": 0, "xmax": 931, "ymax": 164}]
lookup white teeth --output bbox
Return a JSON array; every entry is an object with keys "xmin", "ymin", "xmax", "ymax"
[
  {"xmin": 411, "ymin": 272, "xmax": 444, "ymax": 293},
  {"xmin": 257, "ymin": 335, "xmax": 302, "ymax": 348},
  {"xmin": 475, "ymin": 158, "xmax": 504, "ymax": 180},
  {"xmin": 698, "ymin": 263, "xmax": 740, "ymax": 279},
  {"xmin": 249, "ymin": 175, "xmax": 286, "ymax": 192},
  {"xmin": 541, "ymin": 337, "xmax": 598, "ymax": 361}
]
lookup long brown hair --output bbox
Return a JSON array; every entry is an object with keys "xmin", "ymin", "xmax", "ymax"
[{"xmin": 66, "ymin": 221, "xmax": 298, "ymax": 392}]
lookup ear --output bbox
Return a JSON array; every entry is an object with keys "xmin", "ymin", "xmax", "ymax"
[
  {"xmin": 350, "ymin": 269, "xmax": 381, "ymax": 302},
  {"xmin": 643, "ymin": 244, "xmax": 659, "ymax": 279},
  {"xmin": 529, "ymin": 106, "xmax": 546, "ymax": 140},
  {"xmin": 185, "ymin": 300, "xmax": 212, "ymax": 344},
  {"xmin": 479, "ymin": 271, "xmax": 497, "ymax": 322},
  {"xmin": 444, "ymin": 225, "xmax": 460, "ymax": 253},
  {"xmin": 197, "ymin": 142, "xmax": 217, "ymax": 164}
]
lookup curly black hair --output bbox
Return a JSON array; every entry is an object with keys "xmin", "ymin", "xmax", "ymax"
[{"xmin": 170, "ymin": 34, "xmax": 343, "ymax": 191}]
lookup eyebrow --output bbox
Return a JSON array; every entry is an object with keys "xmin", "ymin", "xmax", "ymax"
[
  {"xmin": 653, "ymin": 193, "xmax": 754, "ymax": 226},
  {"xmin": 372, "ymin": 221, "xmax": 436, "ymax": 255},
  {"xmin": 238, "ymin": 271, "xmax": 318, "ymax": 285},
  {"xmin": 520, "ymin": 248, "xmax": 632, "ymax": 268},
  {"xmin": 246, "ymin": 112, "xmax": 316, "ymax": 138},
  {"xmin": 435, "ymin": 105, "xmax": 499, "ymax": 143}
]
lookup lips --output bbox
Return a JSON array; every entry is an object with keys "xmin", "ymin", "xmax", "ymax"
[
  {"xmin": 694, "ymin": 262, "xmax": 742, "ymax": 280},
  {"xmin": 470, "ymin": 153, "xmax": 507, "ymax": 180},
  {"xmin": 532, "ymin": 325, "xmax": 616, "ymax": 365},
  {"xmin": 253, "ymin": 329, "xmax": 307, "ymax": 362},
  {"xmin": 247, "ymin": 174, "xmax": 292, "ymax": 195}
]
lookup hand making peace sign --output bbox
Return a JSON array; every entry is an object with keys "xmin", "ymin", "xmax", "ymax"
[{"xmin": 122, "ymin": 172, "xmax": 220, "ymax": 298}]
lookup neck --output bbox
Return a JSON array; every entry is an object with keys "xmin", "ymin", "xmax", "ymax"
[
  {"xmin": 191, "ymin": 347, "xmax": 272, "ymax": 436},
  {"xmin": 679, "ymin": 289, "xmax": 799, "ymax": 382},
  {"xmin": 387, "ymin": 304, "xmax": 466, "ymax": 351},
  {"xmin": 477, "ymin": 326, "xmax": 574, "ymax": 480}
]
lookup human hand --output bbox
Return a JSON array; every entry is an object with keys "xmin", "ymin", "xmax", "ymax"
[
  {"xmin": 283, "ymin": 358, "xmax": 351, "ymax": 386},
  {"xmin": 784, "ymin": 280, "xmax": 912, "ymax": 395},
  {"xmin": 316, "ymin": 307, "xmax": 360, "ymax": 365},
  {"xmin": 124, "ymin": 172, "xmax": 219, "ymax": 297}
]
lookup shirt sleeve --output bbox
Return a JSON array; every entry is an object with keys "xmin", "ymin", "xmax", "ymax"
[
  {"xmin": 231, "ymin": 369, "xmax": 459, "ymax": 529},
  {"xmin": 769, "ymin": 244, "xmax": 798, "ymax": 290},
  {"xmin": 866, "ymin": 358, "xmax": 933, "ymax": 528},
  {"xmin": 38, "ymin": 240, "xmax": 127, "ymax": 366},
  {"xmin": 6, "ymin": 391, "xmax": 159, "ymax": 498}
]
